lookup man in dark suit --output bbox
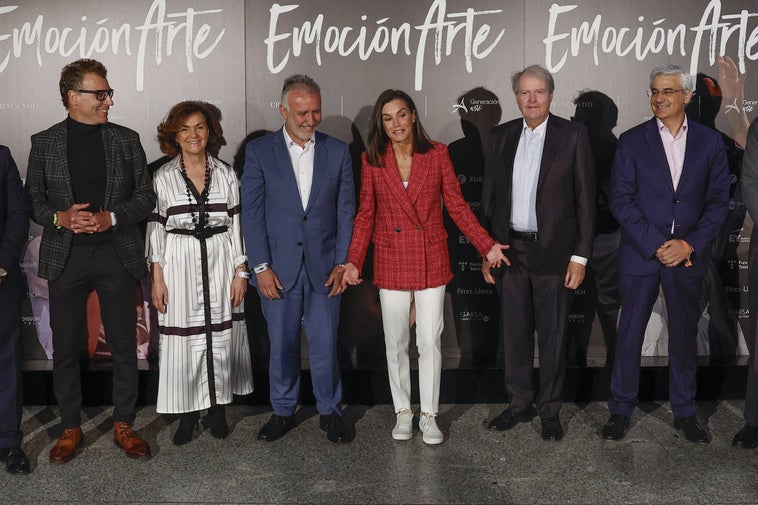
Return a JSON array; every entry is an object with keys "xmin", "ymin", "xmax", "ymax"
[
  {"xmin": 241, "ymin": 75, "xmax": 356, "ymax": 444},
  {"xmin": 480, "ymin": 65, "xmax": 596, "ymax": 441},
  {"xmin": 603, "ymin": 64, "xmax": 729, "ymax": 443},
  {"xmin": 734, "ymin": 117, "xmax": 758, "ymax": 449},
  {"xmin": 25, "ymin": 59, "xmax": 155, "ymax": 462},
  {"xmin": 0, "ymin": 146, "xmax": 31, "ymax": 474}
]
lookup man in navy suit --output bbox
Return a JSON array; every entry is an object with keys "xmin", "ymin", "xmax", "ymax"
[
  {"xmin": 603, "ymin": 64, "xmax": 730, "ymax": 442},
  {"xmin": 241, "ymin": 75, "xmax": 356, "ymax": 443},
  {"xmin": 0, "ymin": 146, "xmax": 31, "ymax": 474}
]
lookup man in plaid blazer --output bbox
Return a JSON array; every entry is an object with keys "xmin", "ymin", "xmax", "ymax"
[{"xmin": 25, "ymin": 59, "xmax": 155, "ymax": 463}]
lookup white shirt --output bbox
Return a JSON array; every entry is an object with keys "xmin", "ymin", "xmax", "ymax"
[
  {"xmin": 657, "ymin": 117, "xmax": 688, "ymax": 234},
  {"xmin": 282, "ymin": 126, "xmax": 315, "ymax": 210},
  {"xmin": 511, "ymin": 118, "xmax": 546, "ymax": 232}
]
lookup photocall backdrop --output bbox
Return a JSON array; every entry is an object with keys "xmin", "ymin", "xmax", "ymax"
[{"xmin": 1, "ymin": 0, "xmax": 756, "ymax": 365}]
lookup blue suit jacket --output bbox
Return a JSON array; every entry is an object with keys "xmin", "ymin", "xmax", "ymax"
[
  {"xmin": 610, "ymin": 117, "xmax": 730, "ymax": 277},
  {"xmin": 241, "ymin": 129, "xmax": 355, "ymax": 292},
  {"xmin": 0, "ymin": 145, "xmax": 31, "ymax": 282}
]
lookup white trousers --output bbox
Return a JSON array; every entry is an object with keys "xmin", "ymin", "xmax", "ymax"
[{"xmin": 379, "ymin": 285, "xmax": 445, "ymax": 415}]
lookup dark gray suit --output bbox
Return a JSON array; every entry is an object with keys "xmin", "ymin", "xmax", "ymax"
[
  {"xmin": 0, "ymin": 146, "xmax": 31, "ymax": 450},
  {"xmin": 25, "ymin": 119, "xmax": 154, "ymax": 428}
]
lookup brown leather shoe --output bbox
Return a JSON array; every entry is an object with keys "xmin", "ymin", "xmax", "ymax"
[
  {"xmin": 49, "ymin": 427, "xmax": 84, "ymax": 463},
  {"xmin": 113, "ymin": 422, "xmax": 151, "ymax": 460}
]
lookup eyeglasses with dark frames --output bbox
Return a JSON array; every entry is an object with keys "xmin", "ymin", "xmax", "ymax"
[{"xmin": 77, "ymin": 89, "xmax": 114, "ymax": 101}]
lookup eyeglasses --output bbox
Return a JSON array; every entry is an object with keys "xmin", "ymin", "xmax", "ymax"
[
  {"xmin": 77, "ymin": 89, "xmax": 114, "ymax": 101},
  {"xmin": 646, "ymin": 88, "xmax": 686, "ymax": 98}
]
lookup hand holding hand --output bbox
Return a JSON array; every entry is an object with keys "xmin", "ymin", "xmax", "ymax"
[
  {"xmin": 58, "ymin": 203, "xmax": 93, "ymax": 233},
  {"xmin": 325, "ymin": 264, "xmax": 346, "ymax": 297},
  {"xmin": 481, "ymin": 261, "xmax": 495, "ymax": 285},
  {"xmin": 485, "ymin": 242, "xmax": 510, "ymax": 268},
  {"xmin": 340, "ymin": 262, "xmax": 362, "ymax": 289}
]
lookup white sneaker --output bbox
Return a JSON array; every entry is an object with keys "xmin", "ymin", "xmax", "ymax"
[
  {"xmin": 392, "ymin": 410, "xmax": 414, "ymax": 441},
  {"xmin": 419, "ymin": 413, "xmax": 443, "ymax": 445}
]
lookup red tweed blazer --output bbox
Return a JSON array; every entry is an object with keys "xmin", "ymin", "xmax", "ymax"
[{"xmin": 348, "ymin": 141, "xmax": 495, "ymax": 290}]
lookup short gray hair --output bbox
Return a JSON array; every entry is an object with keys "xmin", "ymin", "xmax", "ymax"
[
  {"xmin": 511, "ymin": 65, "xmax": 555, "ymax": 95},
  {"xmin": 649, "ymin": 64, "xmax": 694, "ymax": 91},
  {"xmin": 281, "ymin": 74, "xmax": 321, "ymax": 108}
]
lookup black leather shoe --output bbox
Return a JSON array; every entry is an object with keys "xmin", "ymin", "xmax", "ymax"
[
  {"xmin": 257, "ymin": 415, "xmax": 296, "ymax": 442},
  {"xmin": 1, "ymin": 447, "xmax": 31, "ymax": 475},
  {"xmin": 320, "ymin": 413, "xmax": 355, "ymax": 444},
  {"xmin": 488, "ymin": 408, "xmax": 532, "ymax": 431},
  {"xmin": 202, "ymin": 405, "xmax": 229, "ymax": 439},
  {"xmin": 602, "ymin": 414, "xmax": 630, "ymax": 440},
  {"xmin": 732, "ymin": 424, "xmax": 758, "ymax": 449},
  {"xmin": 674, "ymin": 415, "xmax": 710, "ymax": 443},
  {"xmin": 540, "ymin": 416, "xmax": 564, "ymax": 441},
  {"xmin": 173, "ymin": 412, "xmax": 200, "ymax": 446}
]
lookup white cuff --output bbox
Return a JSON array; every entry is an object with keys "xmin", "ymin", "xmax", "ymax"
[{"xmin": 570, "ymin": 255, "xmax": 587, "ymax": 266}]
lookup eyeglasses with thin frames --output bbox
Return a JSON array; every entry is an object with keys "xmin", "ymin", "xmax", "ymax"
[
  {"xmin": 646, "ymin": 88, "xmax": 686, "ymax": 98},
  {"xmin": 77, "ymin": 89, "xmax": 114, "ymax": 101}
]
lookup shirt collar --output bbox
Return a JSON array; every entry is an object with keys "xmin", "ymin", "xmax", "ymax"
[
  {"xmin": 522, "ymin": 117, "xmax": 548, "ymax": 137},
  {"xmin": 282, "ymin": 125, "xmax": 315, "ymax": 149},
  {"xmin": 656, "ymin": 116, "xmax": 688, "ymax": 137}
]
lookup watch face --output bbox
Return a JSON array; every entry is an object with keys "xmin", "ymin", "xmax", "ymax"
[{"xmin": 0, "ymin": 268, "xmax": 7, "ymax": 277}]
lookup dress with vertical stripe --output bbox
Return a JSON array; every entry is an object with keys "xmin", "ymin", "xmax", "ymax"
[{"xmin": 146, "ymin": 155, "xmax": 253, "ymax": 414}]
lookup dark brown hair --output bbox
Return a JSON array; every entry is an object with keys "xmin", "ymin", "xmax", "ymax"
[
  {"xmin": 366, "ymin": 89, "xmax": 432, "ymax": 167},
  {"xmin": 157, "ymin": 101, "xmax": 225, "ymax": 157},
  {"xmin": 59, "ymin": 59, "xmax": 107, "ymax": 109}
]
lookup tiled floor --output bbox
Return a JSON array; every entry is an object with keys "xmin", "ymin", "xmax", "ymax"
[{"xmin": 2, "ymin": 401, "xmax": 757, "ymax": 504}]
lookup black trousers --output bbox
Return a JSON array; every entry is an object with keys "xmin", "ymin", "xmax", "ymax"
[
  {"xmin": 0, "ymin": 271, "xmax": 24, "ymax": 448},
  {"xmin": 745, "ymin": 236, "xmax": 758, "ymax": 427},
  {"xmin": 495, "ymin": 238, "xmax": 574, "ymax": 419},
  {"xmin": 48, "ymin": 244, "xmax": 139, "ymax": 428}
]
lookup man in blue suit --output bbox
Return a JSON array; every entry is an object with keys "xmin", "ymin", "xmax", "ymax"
[
  {"xmin": 0, "ymin": 146, "xmax": 31, "ymax": 474},
  {"xmin": 603, "ymin": 64, "xmax": 730, "ymax": 442},
  {"xmin": 241, "ymin": 75, "xmax": 356, "ymax": 443}
]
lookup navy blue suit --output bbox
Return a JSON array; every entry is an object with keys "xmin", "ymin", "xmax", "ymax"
[
  {"xmin": 0, "ymin": 146, "xmax": 31, "ymax": 449},
  {"xmin": 609, "ymin": 118, "xmax": 729, "ymax": 418},
  {"xmin": 241, "ymin": 128, "xmax": 355, "ymax": 416}
]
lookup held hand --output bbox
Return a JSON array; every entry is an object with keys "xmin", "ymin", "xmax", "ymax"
[
  {"xmin": 481, "ymin": 261, "xmax": 495, "ymax": 285},
  {"xmin": 230, "ymin": 277, "xmax": 247, "ymax": 307},
  {"xmin": 152, "ymin": 280, "xmax": 169, "ymax": 314},
  {"xmin": 257, "ymin": 268, "xmax": 283, "ymax": 300},
  {"xmin": 655, "ymin": 239, "xmax": 688, "ymax": 267},
  {"xmin": 78, "ymin": 210, "xmax": 113, "ymax": 234},
  {"xmin": 58, "ymin": 203, "xmax": 93, "ymax": 233},
  {"xmin": 340, "ymin": 262, "xmax": 362, "ymax": 289},
  {"xmin": 485, "ymin": 242, "xmax": 511, "ymax": 268},
  {"xmin": 325, "ymin": 265, "xmax": 346, "ymax": 297},
  {"xmin": 564, "ymin": 261, "xmax": 586, "ymax": 289}
]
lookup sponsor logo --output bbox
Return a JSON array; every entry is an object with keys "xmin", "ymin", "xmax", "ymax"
[{"xmin": 458, "ymin": 310, "xmax": 491, "ymax": 322}]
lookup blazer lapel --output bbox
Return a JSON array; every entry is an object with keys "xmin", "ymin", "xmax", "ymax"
[
  {"xmin": 405, "ymin": 148, "xmax": 429, "ymax": 207},
  {"xmin": 536, "ymin": 115, "xmax": 560, "ymax": 194},
  {"xmin": 53, "ymin": 122, "xmax": 74, "ymax": 205},
  {"xmin": 102, "ymin": 124, "xmax": 117, "ymax": 208},
  {"xmin": 382, "ymin": 145, "xmax": 422, "ymax": 226},
  {"xmin": 643, "ymin": 118, "xmax": 676, "ymax": 193},
  {"xmin": 273, "ymin": 130, "xmax": 303, "ymax": 207},
  {"xmin": 306, "ymin": 132, "xmax": 326, "ymax": 212}
]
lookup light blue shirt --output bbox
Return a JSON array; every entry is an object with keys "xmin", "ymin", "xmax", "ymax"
[{"xmin": 511, "ymin": 118, "xmax": 546, "ymax": 232}]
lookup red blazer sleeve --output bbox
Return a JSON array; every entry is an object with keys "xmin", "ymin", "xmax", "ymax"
[{"xmin": 347, "ymin": 153, "xmax": 376, "ymax": 273}]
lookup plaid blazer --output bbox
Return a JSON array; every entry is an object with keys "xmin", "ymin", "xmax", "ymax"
[
  {"xmin": 348, "ymin": 141, "xmax": 495, "ymax": 291},
  {"xmin": 25, "ymin": 119, "xmax": 155, "ymax": 280}
]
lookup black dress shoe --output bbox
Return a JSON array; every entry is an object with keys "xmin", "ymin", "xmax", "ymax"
[
  {"xmin": 257, "ymin": 415, "xmax": 296, "ymax": 442},
  {"xmin": 602, "ymin": 414, "xmax": 630, "ymax": 440},
  {"xmin": 202, "ymin": 405, "xmax": 229, "ymax": 439},
  {"xmin": 732, "ymin": 424, "xmax": 758, "ymax": 449},
  {"xmin": 320, "ymin": 413, "xmax": 355, "ymax": 444},
  {"xmin": 540, "ymin": 416, "xmax": 564, "ymax": 441},
  {"xmin": 173, "ymin": 411, "xmax": 200, "ymax": 446},
  {"xmin": 673, "ymin": 415, "xmax": 710, "ymax": 443},
  {"xmin": 488, "ymin": 408, "xmax": 531, "ymax": 431},
  {"xmin": 0, "ymin": 447, "xmax": 31, "ymax": 475}
]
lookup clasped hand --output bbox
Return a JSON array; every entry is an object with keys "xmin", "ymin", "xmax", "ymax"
[
  {"xmin": 656, "ymin": 239, "xmax": 688, "ymax": 267},
  {"xmin": 58, "ymin": 203, "xmax": 112, "ymax": 234}
]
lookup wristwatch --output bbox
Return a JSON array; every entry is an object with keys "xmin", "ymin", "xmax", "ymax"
[
  {"xmin": 253, "ymin": 263, "xmax": 270, "ymax": 274},
  {"xmin": 0, "ymin": 267, "xmax": 8, "ymax": 278}
]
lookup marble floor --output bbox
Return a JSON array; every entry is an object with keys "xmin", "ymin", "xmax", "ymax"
[{"xmin": 2, "ymin": 401, "xmax": 757, "ymax": 505}]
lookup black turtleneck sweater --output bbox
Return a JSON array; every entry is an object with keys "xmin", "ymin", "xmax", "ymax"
[{"xmin": 67, "ymin": 116, "xmax": 108, "ymax": 245}]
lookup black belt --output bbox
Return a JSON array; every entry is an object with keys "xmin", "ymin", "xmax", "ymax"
[
  {"xmin": 168, "ymin": 226, "xmax": 228, "ymax": 240},
  {"xmin": 509, "ymin": 228, "xmax": 538, "ymax": 242}
]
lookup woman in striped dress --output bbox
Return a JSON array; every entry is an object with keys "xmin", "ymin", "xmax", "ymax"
[{"xmin": 146, "ymin": 101, "xmax": 253, "ymax": 445}]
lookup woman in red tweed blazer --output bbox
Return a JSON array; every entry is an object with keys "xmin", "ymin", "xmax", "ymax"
[{"xmin": 343, "ymin": 89, "xmax": 507, "ymax": 444}]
